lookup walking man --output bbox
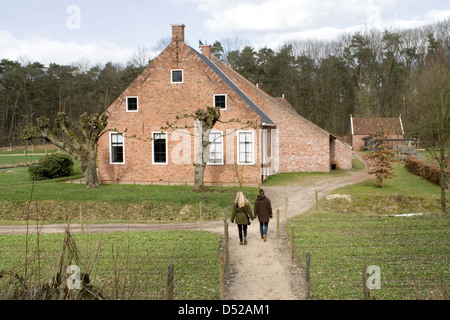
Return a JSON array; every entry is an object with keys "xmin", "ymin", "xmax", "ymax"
[{"xmin": 254, "ymin": 189, "xmax": 273, "ymax": 242}]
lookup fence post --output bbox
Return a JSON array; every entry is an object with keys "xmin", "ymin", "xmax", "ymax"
[
  {"xmin": 362, "ymin": 265, "xmax": 371, "ymax": 300},
  {"xmin": 199, "ymin": 202, "xmax": 203, "ymax": 231},
  {"xmin": 219, "ymin": 249, "xmax": 225, "ymax": 299},
  {"xmin": 79, "ymin": 205, "xmax": 84, "ymax": 234},
  {"xmin": 315, "ymin": 191, "xmax": 319, "ymax": 210},
  {"xmin": 276, "ymin": 209, "xmax": 280, "ymax": 238},
  {"xmin": 290, "ymin": 225, "xmax": 294, "ymax": 264},
  {"xmin": 224, "ymin": 222, "xmax": 229, "ymax": 266},
  {"xmin": 306, "ymin": 252, "xmax": 311, "ymax": 299},
  {"xmin": 166, "ymin": 263, "xmax": 174, "ymax": 300},
  {"xmin": 285, "ymin": 197, "xmax": 288, "ymax": 221}
]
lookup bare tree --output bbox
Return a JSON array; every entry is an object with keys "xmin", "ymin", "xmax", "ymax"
[
  {"xmin": 162, "ymin": 107, "xmax": 255, "ymax": 192},
  {"xmin": 153, "ymin": 37, "xmax": 172, "ymax": 53},
  {"xmin": 22, "ymin": 112, "xmax": 110, "ymax": 190},
  {"xmin": 129, "ymin": 46, "xmax": 153, "ymax": 69},
  {"xmin": 407, "ymin": 46, "xmax": 449, "ymax": 214}
]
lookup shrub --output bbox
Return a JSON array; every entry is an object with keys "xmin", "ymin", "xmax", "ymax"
[
  {"xmin": 405, "ymin": 157, "xmax": 449, "ymax": 187},
  {"xmin": 28, "ymin": 153, "xmax": 74, "ymax": 181}
]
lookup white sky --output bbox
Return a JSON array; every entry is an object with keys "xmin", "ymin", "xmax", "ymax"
[{"xmin": 0, "ymin": 0, "xmax": 449, "ymax": 66}]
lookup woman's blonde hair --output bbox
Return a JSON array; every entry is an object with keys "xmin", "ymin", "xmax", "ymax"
[{"xmin": 235, "ymin": 191, "xmax": 248, "ymax": 208}]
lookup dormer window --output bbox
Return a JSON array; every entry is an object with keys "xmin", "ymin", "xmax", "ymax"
[
  {"xmin": 214, "ymin": 94, "xmax": 227, "ymax": 110},
  {"xmin": 127, "ymin": 97, "xmax": 138, "ymax": 112},
  {"xmin": 171, "ymin": 70, "xmax": 183, "ymax": 83}
]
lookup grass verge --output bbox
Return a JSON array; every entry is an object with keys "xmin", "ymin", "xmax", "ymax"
[
  {"xmin": 289, "ymin": 164, "xmax": 449, "ymax": 300},
  {"xmin": 0, "ymin": 166, "xmax": 258, "ymax": 224},
  {"xmin": 263, "ymin": 157, "xmax": 365, "ymax": 187},
  {"xmin": 290, "ymin": 212, "xmax": 449, "ymax": 300},
  {"xmin": 0, "ymin": 230, "xmax": 221, "ymax": 300}
]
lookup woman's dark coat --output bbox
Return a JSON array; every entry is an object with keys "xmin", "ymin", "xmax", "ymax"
[{"xmin": 254, "ymin": 195, "xmax": 273, "ymax": 223}]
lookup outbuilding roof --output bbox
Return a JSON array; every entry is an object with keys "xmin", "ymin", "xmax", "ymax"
[{"xmin": 351, "ymin": 116, "xmax": 404, "ymax": 136}]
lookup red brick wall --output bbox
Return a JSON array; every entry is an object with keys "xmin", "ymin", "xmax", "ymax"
[
  {"xmin": 213, "ymin": 58, "xmax": 337, "ymax": 173},
  {"xmin": 352, "ymin": 134, "xmax": 405, "ymax": 151},
  {"xmin": 98, "ymin": 26, "xmax": 353, "ymax": 185},
  {"xmin": 98, "ymin": 40, "xmax": 262, "ymax": 186},
  {"xmin": 331, "ymin": 138, "xmax": 353, "ymax": 170}
]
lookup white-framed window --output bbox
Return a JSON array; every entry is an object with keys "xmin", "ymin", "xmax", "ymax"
[
  {"xmin": 237, "ymin": 131, "xmax": 255, "ymax": 165},
  {"xmin": 214, "ymin": 94, "xmax": 227, "ymax": 110},
  {"xmin": 171, "ymin": 69, "xmax": 183, "ymax": 83},
  {"xmin": 110, "ymin": 132, "xmax": 125, "ymax": 164},
  {"xmin": 126, "ymin": 97, "xmax": 138, "ymax": 112},
  {"xmin": 208, "ymin": 131, "xmax": 224, "ymax": 165},
  {"xmin": 152, "ymin": 132, "xmax": 168, "ymax": 165}
]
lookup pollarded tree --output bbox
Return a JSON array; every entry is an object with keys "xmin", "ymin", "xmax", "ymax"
[
  {"xmin": 162, "ymin": 106, "xmax": 255, "ymax": 192},
  {"xmin": 22, "ymin": 112, "xmax": 109, "ymax": 189}
]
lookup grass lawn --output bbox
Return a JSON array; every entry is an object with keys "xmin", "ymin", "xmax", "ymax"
[
  {"xmin": 0, "ymin": 155, "xmax": 45, "ymax": 168},
  {"xmin": 320, "ymin": 164, "xmax": 447, "ymax": 215},
  {"xmin": 0, "ymin": 230, "xmax": 222, "ymax": 300},
  {"xmin": 263, "ymin": 157, "xmax": 366, "ymax": 187},
  {"xmin": 0, "ymin": 166, "xmax": 258, "ymax": 223},
  {"xmin": 289, "ymin": 165, "xmax": 449, "ymax": 300}
]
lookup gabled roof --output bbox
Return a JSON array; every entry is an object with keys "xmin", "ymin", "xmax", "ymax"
[
  {"xmin": 209, "ymin": 54, "xmax": 335, "ymax": 139},
  {"xmin": 189, "ymin": 47, "xmax": 275, "ymax": 126},
  {"xmin": 351, "ymin": 116, "xmax": 404, "ymax": 136}
]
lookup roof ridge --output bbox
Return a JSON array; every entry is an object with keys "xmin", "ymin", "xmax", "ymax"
[{"xmin": 189, "ymin": 46, "xmax": 275, "ymax": 126}]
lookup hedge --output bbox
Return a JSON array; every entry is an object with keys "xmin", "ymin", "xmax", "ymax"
[{"xmin": 405, "ymin": 157, "xmax": 449, "ymax": 188}]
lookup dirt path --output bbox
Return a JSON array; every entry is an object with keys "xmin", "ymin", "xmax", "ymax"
[
  {"xmin": 220, "ymin": 159, "xmax": 371, "ymax": 300},
  {"xmin": 0, "ymin": 156, "xmax": 372, "ymax": 300}
]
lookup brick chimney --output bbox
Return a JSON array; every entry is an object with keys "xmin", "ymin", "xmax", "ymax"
[
  {"xmin": 172, "ymin": 24, "xmax": 185, "ymax": 42},
  {"xmin": 201, "ymin": 45, "xmax": 211, "ymax": 59}
]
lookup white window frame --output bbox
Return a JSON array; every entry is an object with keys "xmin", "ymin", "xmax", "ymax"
[
  {"xmin": 207, "ymin": 131, "xmax": 224, "ymax": 165},
  {"xmin": 152, "ymin": 132, "xmax": 168, "ymax": 165},
  {"xmin": 126, "ymin": 96, "xmax": 139, "ymax": 112},
  {"xmin": 109, "ymin": 132, "xmax": 125, "ymax": 165},
  {"xmin": 214, "ymin": 94, "xmax": 227, "ymax": 110},
  {"xmin": 171, "ymin": 69, "xmax": 183, "ymax": 84},
  {"xmin": 237, "ymin": 130, "xmax": 255, "ymax": 165}
]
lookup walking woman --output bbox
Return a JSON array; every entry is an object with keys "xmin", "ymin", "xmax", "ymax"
[
  {"xmin": 254, "ymin": 189, "xmax": 273, "ymax": 242},
  {"xmin": 231, "ymin": 191, "xmax": 255, "ymax": 245}
]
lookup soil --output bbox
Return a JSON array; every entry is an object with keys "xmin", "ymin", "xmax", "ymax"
[{"xmin": 0, "ymin": 156, "xmax": 372, "ymax": 300}]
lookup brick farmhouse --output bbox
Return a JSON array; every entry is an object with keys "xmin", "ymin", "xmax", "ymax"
[{"xmin": 97, "ymin": 25, "xmax": 353, "ymax": 187}]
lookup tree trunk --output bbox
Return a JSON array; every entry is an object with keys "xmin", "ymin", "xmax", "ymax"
[
  {"xmin": 194, "ymin": 163, "xmax": 206, "ymax": 192},
  {"xmin": 439, "ymin": 150, "xmax": 447, "ymax": 215},
  {"xmin": 81, "ymin": 153, "xmax": 99, "ymax": 190}
]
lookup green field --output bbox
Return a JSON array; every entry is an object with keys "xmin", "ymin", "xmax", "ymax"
[
  {"xmin": 0, "ymin": 166, "xmax": 258, "ymax": 223},
  {"xmin": 289, "ymin": 164, "xmax": 449, "ymax": 300},
  {"xmin": 0, "ymin": 155, "xmax": 45, "ymax": 167},
  {"xmin": 0, "ymin": 230, "xmax": 222, "ymax": 300},
  {"xmin": 263, "ymin": 157, "xmax": 366, "ymax": 187}
]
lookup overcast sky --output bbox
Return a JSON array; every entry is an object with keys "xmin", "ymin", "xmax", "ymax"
[{"xmin": 0, "ymin": 0, "xmax": 449, "ymax": 66}]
